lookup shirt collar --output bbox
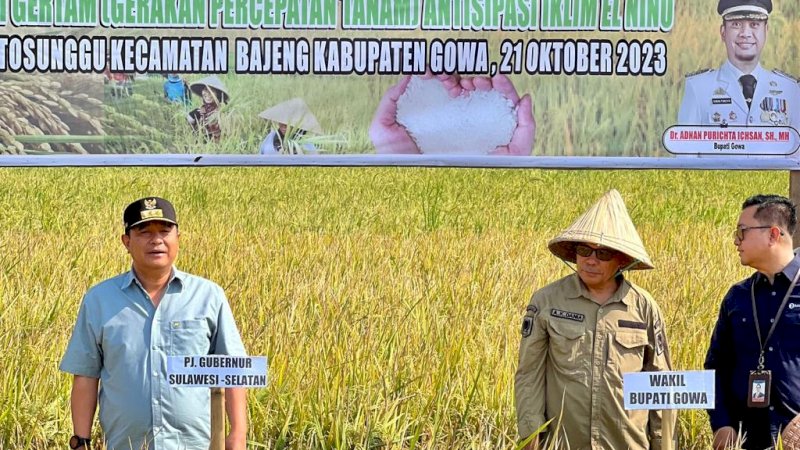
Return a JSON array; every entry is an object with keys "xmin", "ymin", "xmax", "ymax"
[
  {"xmin": 723, "ymin": 60, "xmax": 764, "ymax": 82},
  {"xmin": 122, "ymin": 266, "xmax": 185, "ymax": 291},
  {"xmin": 755, "ymin": 253, "xmax": 800, "ymax": 285},
  {"xmin": 566, "ymin": 272, "xmax": 632, "ymax": 305}
]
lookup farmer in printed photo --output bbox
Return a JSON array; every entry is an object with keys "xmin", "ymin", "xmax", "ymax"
[
  {"xmin": 515, "ymin": 189, "xmax": 675, "ymax": 450},
  {"xmin": 103, "ymin": 60, "xmax": 133, "ymax": 98},
  {"xmin": 187, "ymin": 76, "xmax": 229, "ymax": 144},
  {"xmin": 258, "ymin": 98, "xmax": 322, "ymax": 155},
  {"xmin": 370, "ymin": 73, "xmax": 535, "ymax": 155},
  {"xmin": 60, "ymin": 197, "xmax": 248, "ymax": 450},
  {"xmin": 163, "ymin": 74, "xmax": 190, "ymax": 105}
]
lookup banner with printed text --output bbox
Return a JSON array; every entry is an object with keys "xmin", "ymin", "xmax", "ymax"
[{"xmin": 1, "ymin": 0, "xmax": 799, "ymax": 159}]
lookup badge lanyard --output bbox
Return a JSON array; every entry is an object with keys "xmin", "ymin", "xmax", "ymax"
[{"xmin": 750, "ymin": 268, "xmax": 800, "ymax": 370}]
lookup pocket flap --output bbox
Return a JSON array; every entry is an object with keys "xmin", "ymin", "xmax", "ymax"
[
  {"xmin": 171, "ymin": 319, "xmax": 208, "ymax": 330},
  {"xmin": 549, "ymin": 320, "xmax": 585, "ymax": 340},
  {"xmin": 614, "ymin": 330, "xmax": 648, "ymax": 348}
]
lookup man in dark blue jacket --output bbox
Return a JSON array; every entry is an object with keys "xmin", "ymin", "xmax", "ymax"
[{"xmin": 706, "ymin": 194, "xmax": 800, "ymax": 450}]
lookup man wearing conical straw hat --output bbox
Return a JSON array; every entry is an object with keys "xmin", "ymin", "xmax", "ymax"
[
  {"xmin": 258, "ymin": 98, "xmax": 322, "ymax": 155},
  {"xmin": 516, "ymin": 189, "xmax": 675, "ymax": 450},
  {"xmin": 187, "ymin": 75, "xmax": 229, "ymax": 143}
]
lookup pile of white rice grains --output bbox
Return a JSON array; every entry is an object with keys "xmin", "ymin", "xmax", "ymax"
[{"xmin": 396, "ymin": 76, "xmax": 517, "ymax": 154}]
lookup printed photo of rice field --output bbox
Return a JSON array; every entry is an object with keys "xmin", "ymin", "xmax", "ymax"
[{"xmin": 1, "ymin": 2, "xmax": 798, "ymax": 156}]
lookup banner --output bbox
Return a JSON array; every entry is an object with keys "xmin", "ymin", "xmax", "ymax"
[{"xmin": 1, "ymin": 1, "xmax": 799, "ymax": 160}]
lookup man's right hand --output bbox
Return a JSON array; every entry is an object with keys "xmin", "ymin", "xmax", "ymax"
[{"xmin": 712, "ymin": 426, "xmax": 738, "ymax": 450}]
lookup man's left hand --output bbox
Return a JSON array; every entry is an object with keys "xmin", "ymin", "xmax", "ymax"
[{"xmin": 225, "ymin": 432, "xmax": 246, "ymax": 450}]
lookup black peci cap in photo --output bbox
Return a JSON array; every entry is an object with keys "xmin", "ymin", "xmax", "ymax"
[
  {"xmin": 123, "ymin": 197, "xmax": 178, "ymax": 231},
  {"xmin": 718, "ymin": 0, "xmax": 772, "ymax": 20}
]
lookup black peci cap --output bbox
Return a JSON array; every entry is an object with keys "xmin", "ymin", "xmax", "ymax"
[
  {"xmin": 123, "ymin": 197, "xmax": 178, "ymax": 231},
  {"xmin": 718, "ymin": 0, "xmax": 772, "ymax": 20}
]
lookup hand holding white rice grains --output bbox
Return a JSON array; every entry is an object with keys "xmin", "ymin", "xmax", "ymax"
[{"xmin": 369, "ymin": 73, "xmax": 536, "ymax": 155}]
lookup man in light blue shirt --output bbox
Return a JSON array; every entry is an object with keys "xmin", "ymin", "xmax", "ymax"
[{"xmin": 60, "ymin": 197, "xmax": 248, "ymax": 450}]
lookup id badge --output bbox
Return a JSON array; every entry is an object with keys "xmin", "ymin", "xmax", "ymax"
[{"xmin": 748, "ymin": 370, "xmax": 771, "ymax": 408}]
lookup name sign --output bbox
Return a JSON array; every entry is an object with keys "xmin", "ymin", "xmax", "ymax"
[
  {"xmin": 624, "ymin": 370, "xmax": 715, "ymax": 410},
  {"xmin": 167, "ymin": 355, "xmax": 268, "ymax": 388},
  {"xmin": 663, "ymin": 126, "xmax": 800, "ymax": 156}
]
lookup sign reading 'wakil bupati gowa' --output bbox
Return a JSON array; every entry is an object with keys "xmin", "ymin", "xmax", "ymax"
[
  {"xmin": 167, "ymin": 355, "xmax": 268, "ymax": 388},
  {"xmin": 624, "ymin": 370, "xmax": 715, "ymax": 410}
]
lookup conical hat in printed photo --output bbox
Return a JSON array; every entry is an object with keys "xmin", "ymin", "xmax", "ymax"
[
  {"xmin": 258, "ymin": 98, "xmax": 323, "ymax": 135},
  {"xmin": 189, "ymin": 76, "xmax": 229, "ymax": 104},
  {"xmin": 547, "ymin": 189, "xmax": 654, "ymax": 270}
]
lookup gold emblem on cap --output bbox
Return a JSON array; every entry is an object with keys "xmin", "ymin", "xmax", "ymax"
[
  {"xmin": 144, "ymin": 198, "xmax": 157, "ymax": 210},
  {"xmin": 141, "ymin": 209, "xmax": 164, "ymax": 220}
]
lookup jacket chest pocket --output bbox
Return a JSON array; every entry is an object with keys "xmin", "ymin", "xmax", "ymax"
[
  {"xmin": 169, "ymin": 319, "xmax": 211, "ymax": 356},
  {"xmin": 610, "ymin": 330, "xmax": 648, "ymax": 373},
  {"xmin": 548, "ymin": 320, "xmax": 586, "ymax": 376}
]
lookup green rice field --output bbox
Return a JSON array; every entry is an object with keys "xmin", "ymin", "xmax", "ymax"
[{"xmin": 0, "ymin": 167, "xmax": 792, "ymax": 448}]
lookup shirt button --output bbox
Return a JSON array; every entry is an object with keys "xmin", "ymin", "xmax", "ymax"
[
  {"xmin": 770, "ymin": 406, "xmax": 775, "ymax": 411},
  {"xmin": 598, "ymin": 308, "xmax": 604, "ymax": 314},
  {"xmin": 153, "ymin": 371, "xmax": 159, "ymax": 376},
  {"xmin": 151, "ymin": 345, "xmax": 157, "ymax": 350},
  {"xmin": 772, "ymin": 292, "xmax": 776, "ymax": 296},
  {"xmin": 770, "ymin": 319, "xmax": 775, "ymax": 323},
  {"xmin": 769, "ymin": 346, "xmax": 774, "ymax": 352},
  {"xmin": 153, "ymin": 399, "xmax": 158, "ymax": 405},
  {"xmin": 742, "ymin": 318, "xmax": 747, "ymax": 322}
]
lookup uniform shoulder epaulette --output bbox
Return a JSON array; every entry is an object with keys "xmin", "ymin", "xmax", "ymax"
[
  {"xmin": 772, "ymin": 69, "xmax": 800, "ymax": 83},
  {"xmin": 685, "ymin": 68, "xmax": 712, "ymax": 78}
]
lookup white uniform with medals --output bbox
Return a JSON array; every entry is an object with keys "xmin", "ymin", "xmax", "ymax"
[{"xmin": 678, "ymin": 61, "xmax": 800, "ymax": 130}]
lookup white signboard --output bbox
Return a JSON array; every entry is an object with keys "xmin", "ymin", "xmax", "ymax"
[
  {"xmin": 624, "ymin": 370, "xmax": 715, "ymax": 411},
  {"xmin": 167, "ymin": 355, "xmax": 268, "ymax": 388}
]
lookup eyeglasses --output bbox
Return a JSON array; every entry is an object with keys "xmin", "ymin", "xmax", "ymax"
[
  {"xmin": 575, "ymin": 244, "xmax": 616, "ymax": 261},
  {"xmin": 733, "ymin": 225, "xmax": 774, "ymax": 241}
]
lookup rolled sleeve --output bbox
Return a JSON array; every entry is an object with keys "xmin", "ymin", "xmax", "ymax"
[
  {"xmin": 60, "ymin": 297, "xmax": 102, "ymax": 378},
  {"xmin": 210, "ymin": 287, "xmax": 246, "ymax": 357}
]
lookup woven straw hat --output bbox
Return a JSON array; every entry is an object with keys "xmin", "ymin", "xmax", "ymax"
[
  {"xmin": 783, "ymin": 414, "xmax": 800, "ymax": 450},
  {"xmin": 189, "ymin": 76, "xmax": 229, "ymax": 104},
  {"xmin": 259, "ymin": 98, "xmax": 323, "ymax": 135},
  {"xmin": 547, "ymin": 189, "xmax": 654, "ymax": 270}
]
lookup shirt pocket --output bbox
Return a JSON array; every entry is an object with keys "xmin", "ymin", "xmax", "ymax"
[
  {"xmin": 728, "ymin": 307, "xmax": 760, "ymax": 351},
  {"xmin": 169, "ymin": 319, "xmax": 211, "ymax": 356},
  {"xmin": 547, "ymin": 320, "xmax": 586, "ymax": 377},
  {"xmin": 610, "ymin": 329, "xmax": 648, "ymax": 374}
]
